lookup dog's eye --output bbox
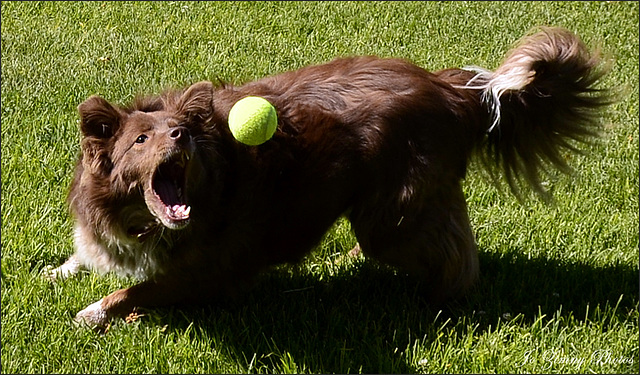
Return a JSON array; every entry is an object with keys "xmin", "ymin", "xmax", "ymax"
[{"xmin": 135, "ymin": 134, "xmax": 148, "ymax": 144}]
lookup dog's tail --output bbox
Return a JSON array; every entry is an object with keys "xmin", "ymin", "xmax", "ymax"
[{"xmin": 457, "ymin": 27, "xmax": 614, "ymax": 199}]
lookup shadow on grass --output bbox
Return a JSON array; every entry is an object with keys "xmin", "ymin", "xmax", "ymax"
[{"xmin": 152, "ymin": 250, "xmax": 638, "ymax": 373}]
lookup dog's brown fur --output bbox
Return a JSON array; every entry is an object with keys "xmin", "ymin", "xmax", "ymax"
[{"xmin": 48, "ymin": 28, "xmax": 612, "ymax": 328}]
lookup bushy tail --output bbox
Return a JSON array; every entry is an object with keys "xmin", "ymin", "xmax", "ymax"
[{"xmin": 463, "ymin": 27, "xmax": 615, "ymax": 199}]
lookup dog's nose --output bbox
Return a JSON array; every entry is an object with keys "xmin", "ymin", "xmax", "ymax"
[{"xmin": 169, "ymin": 126, "xmax": 190, "ymax": 144}]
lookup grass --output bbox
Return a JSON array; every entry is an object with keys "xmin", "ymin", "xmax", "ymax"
[{"xmin": 1, "ymin": 1, "xmax": 638, "ymax": 373}]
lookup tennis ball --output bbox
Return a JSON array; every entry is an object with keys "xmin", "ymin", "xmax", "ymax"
[{"xmin": 228, "ymin": 96, "xmax": 278, "ymax": 146}]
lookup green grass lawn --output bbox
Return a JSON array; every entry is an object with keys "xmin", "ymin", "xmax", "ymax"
[{"xmin": 1, "ymin": 1, "xmax": 638, "ymax": 373}]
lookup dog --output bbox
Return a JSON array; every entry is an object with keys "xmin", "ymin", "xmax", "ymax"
[{"xmin": 46, "ymin": 27, "xmax": 612, "ymax": 328}]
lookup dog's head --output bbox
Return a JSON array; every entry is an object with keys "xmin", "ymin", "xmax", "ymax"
[{"xmin": 76, "ymin": 82, "xmax": 214, "ymax": 235}]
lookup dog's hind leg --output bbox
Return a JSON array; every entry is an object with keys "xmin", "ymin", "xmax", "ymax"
[{"xmin": 350, "ymin": 183, "xmax": 479, "ymax": 303}]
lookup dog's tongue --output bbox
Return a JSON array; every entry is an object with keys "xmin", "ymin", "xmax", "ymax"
[
  {"xmin": 166, "ymin": 204, "xmax": 191, "ymax": 220},
  {"xmin": 154, "ymin": 179, "xmax": 191, "ymax": 220}
]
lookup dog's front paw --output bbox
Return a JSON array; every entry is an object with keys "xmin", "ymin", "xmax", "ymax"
[
  {"xmin": 74, "ymin": 299, "xmax": 110, "ymax": 329},
  {"xmin": 41, "ymin": 265, "xmax": 59, "ymax": 281},
  {"xmin": 42, "ymin": 256, "xmax": 82, "ymax": 282}
]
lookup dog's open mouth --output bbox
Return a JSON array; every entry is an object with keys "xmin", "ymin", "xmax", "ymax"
[{"xmin": 148, "ymin": 151, "xmax": 192, "ymax": 229}]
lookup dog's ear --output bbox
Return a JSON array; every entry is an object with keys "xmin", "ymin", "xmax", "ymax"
[
  {"xmin": 78, "ymin": 95, "xmax": 123, "ymax": 139},
  {"xmin": 177, "ymin": 81, "xmax": 213, "ymax": 121},
  {"xmin": 77, "ymin": 96, "xmax": 123, "ymax": 175}
]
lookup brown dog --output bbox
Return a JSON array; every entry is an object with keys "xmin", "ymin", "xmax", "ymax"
[{"xmin": 46, "ymin": 27, "xmax": 611, "ymax": 328}]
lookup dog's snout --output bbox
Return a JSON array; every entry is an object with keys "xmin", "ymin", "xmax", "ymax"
[{"xmin": 169, "ymin": 126, "xmax": 190, "ymax": 144}]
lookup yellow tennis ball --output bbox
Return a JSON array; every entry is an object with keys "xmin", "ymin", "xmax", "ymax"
[{"xmin": 228, "ymin": 96, "xmax": 278, "ymax": 146}]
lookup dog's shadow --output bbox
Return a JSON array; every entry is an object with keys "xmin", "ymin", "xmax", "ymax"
[{"xmin": 149, "ymin": 249, "xmax": 638, "ymax": 373}]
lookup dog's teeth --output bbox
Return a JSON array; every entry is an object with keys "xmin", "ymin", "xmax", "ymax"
[
  {"xmin": 179, "ymin": 153, "xmax": 189, "ymax": 166},
  {"xmin": 184, "ymin": 206, "xmax": 191, "ymax": 216}
]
